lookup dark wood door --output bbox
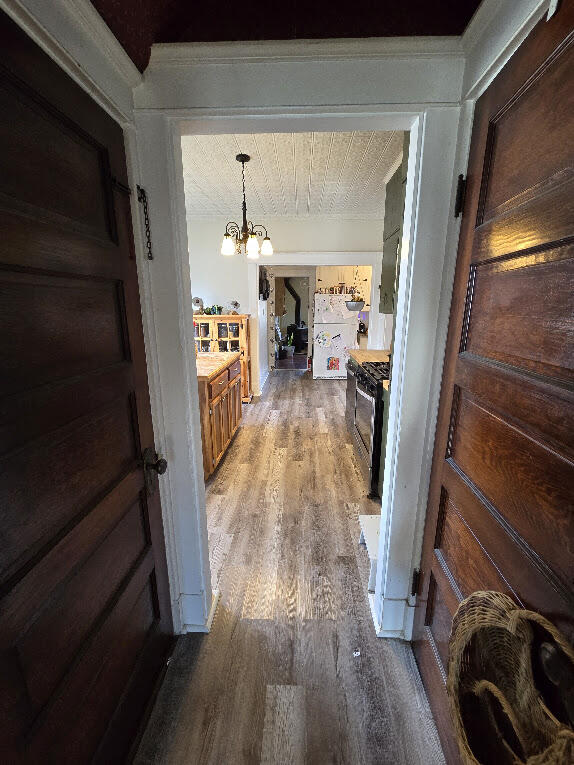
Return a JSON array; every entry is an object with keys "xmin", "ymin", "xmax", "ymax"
[
  {"xmin": 0, "ymin": 13, "xmax": 173, "ymax": 764},
  {"xmin": 413, "ymin": 6, "xmax": 574, "ymax": 763}
]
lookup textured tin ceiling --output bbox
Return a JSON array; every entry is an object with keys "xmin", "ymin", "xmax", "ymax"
[{"xmin": 181, "ymin": 131, "xmax": 403, "ymax": 219}]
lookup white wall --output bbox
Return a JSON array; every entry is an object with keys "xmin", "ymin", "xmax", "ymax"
[
  {"xmin": 187, "ymin": 219, "xmax": 251, "ymax": 312},
  {"xmin": 187, "ymin": 215, "xmax": 384, "ymax": 314}
]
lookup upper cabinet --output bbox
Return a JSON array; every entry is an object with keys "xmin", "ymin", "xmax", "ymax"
[{"xmin": 379, "ymin": 134, "xmax": 410, "ymax": 314}]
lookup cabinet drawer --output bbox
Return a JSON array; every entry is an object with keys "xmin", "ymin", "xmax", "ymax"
[
  {"xmin": 229, "ymin": 360, "xmax": 241, "ymax": 381},
  {"xmin": 209, "ymin": 369, "xmax": 229, "ymax": 399}
]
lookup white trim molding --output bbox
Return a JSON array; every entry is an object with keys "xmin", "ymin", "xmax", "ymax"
[
  {"xmin": 150, "ymin": 36, "xmax": 463, "ymax": 65},
  {"xmin": 461, "ymin": 0, "xmax": 550, "ymax": 99},
  {"xmin": 0, "ymin": 0, "xmax": 141, "ymax": 123},
  {"xmin": 136, "ymin": 42, "xmax": 465, "ymax": 111}
]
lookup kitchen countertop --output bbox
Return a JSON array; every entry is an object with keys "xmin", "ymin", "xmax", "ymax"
[
  {"xmin": 349, "ymin": 349, "xmax": 391, "ymax": 364},
  {"xmin": 196, "ymin": 352, "xmax": 241, "ymax": 382}
]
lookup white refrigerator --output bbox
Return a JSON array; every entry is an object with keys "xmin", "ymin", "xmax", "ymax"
[{"xmin": 312, "ymin": 294, "xmax": 359, "ymax": 379}]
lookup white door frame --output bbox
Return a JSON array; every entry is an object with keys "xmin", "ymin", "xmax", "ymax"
[{"xmin": 133, "ymin": 106, "xmax": 467, "ymax": 637}]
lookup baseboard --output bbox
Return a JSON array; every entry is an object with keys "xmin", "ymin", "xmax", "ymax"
[
  {"xmin": 181, "ymin": 589, "xmax": 220, "ymax": 633},
  {"xmin": 205, "ymin": 588, "xmax": 220, "ymax": 632},
  {"xmin": 369, "ymin": 593, "xmax": 410, "ymax": 639},
  {"xmin": 257, "ymin": 370, "xmax": 270, "ymax": 396}
]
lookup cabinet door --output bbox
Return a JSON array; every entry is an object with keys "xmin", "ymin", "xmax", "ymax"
[
  {"xmin": 240, "ymin": 357, "xmax": 250, "ymax": 400},
  {"xmin": 220, "ymin": 391, "xmax": 230, "ymax": 449},
  {"xmin": 234, "ymin": 377, "xmax": 243, "ymax": 428},
  {"xmin": 210, "ymin": 396, "xmax": 223, "ymax": 464},
  {"xmin": 379, "ymin": 231, "xmax": 401, "ymax": 314},
  {"xmin": 379, "ymin": 133, "xmax": 410, "ymax": 314},
  {"xmin": 229, "ymin": 376, "xmax": 242, "ymax": 433}
]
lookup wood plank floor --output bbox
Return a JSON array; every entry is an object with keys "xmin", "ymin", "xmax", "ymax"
[{"xmin": 135, "ymin": 371, "xmax": 445, "ymax": 765}]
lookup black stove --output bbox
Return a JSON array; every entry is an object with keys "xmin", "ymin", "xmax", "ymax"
[
  {"xmin": 362, "ymin": 361, "xmax": 390, "ymax": 385},
  {"xmin": 345, "ymin": 357, "xmax": 391, "ymax": 498}
]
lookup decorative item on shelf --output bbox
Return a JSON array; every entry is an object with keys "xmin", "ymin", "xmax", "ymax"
[
  {"xmin": 345, "ymin": 266, "xmax": 366, "ymax": 311},
  {"xmin": 192, "ymin": 296, "xmax": 204, "ymax": 315},
  {"xmin": 229, "ymin": 300, "xmax": 240, "ymax": 315},
  {"xmin": 221, "ymin": 154, "xmax": 273, "ymax": 260}
]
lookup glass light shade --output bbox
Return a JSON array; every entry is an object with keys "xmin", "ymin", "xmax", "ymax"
[
  {"xmin": 260, "ymin": 236, "xmax": 273, "ymax": 256},
  {"xmin": 221, "ymin": 233, "xmax": 236, "ymax": 256},
  {"xmin": 246, "ymin": 233, "xmax": 260, "ymax": 259}
]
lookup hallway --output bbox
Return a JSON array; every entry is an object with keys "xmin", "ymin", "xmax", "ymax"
[{"xmin": 135, "ymin": 371, "xmax": 444, "ymax": 765}]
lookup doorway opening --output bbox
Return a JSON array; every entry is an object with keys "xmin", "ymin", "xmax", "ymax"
[
  {"xmin": 181, "ymin": 128, "xmax": 407, "ymax": 605},
  {"xmin": 273, "ymin": 275, "xmax": 311, "ymax": 370}
]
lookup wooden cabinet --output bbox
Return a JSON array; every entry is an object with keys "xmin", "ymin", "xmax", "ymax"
[
  {"xmin": 197, "ymin": 352, "xmax": 243, "ymax": 480},
  {"xmin": 379, "ymin": 133, "xmax": 410, "ymax": 314},
  {"xmin": 194, "ymin": 314, "xmax": 252, "ymax": 402}
]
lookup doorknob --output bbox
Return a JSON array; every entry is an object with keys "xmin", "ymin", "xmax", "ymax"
[{"xmin": 142, "ymin": 446, "xmax": 167, "ymax": 496}]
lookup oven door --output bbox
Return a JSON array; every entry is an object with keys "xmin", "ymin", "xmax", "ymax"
[
  {"xmin": 353, "ymin": 382, "xmax": 376, "ymax": 465},
  {"xmin": 345, "ymin": 361, "xmax": 358, "ymax": 432}
]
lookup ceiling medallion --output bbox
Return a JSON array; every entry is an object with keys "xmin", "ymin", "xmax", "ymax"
[{"xmin": 221, "ymin": 154, "xmax": 273, "ymax": 260}]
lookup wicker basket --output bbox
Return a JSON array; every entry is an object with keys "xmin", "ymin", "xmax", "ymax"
[{"xmin": 448, "ymin": 591, "xmax": 574, "ymax": 764}]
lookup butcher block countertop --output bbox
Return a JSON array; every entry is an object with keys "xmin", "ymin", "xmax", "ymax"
[
  {"xmin": 349, "ymin": 349, "xmax": 391, "ymax": 364},
  {"xmin": 196, "ymin": 352, "xmax": 241, "ymax": 382}
]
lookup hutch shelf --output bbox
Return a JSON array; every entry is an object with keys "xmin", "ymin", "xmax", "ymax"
[{"xmin": 194, "ymin": 314, "xmax": 252, "ymax": 402}]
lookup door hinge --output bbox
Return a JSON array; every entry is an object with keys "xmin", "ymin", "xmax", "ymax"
[
  {"xmin": 411, "ymin": 568, "xmax": 422, "ymax": 597},
  {"xmin": 454, "ymin": 174, "xmax": 467, "ymax": 218}
]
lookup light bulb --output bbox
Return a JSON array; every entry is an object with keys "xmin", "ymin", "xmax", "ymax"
[
  {"xmin": 246, "ymin": 233, "xmax": 260, "ymax": 259},
  {"xmin": 221, "ymin": 233, "xmax": 235, "ymax": 256},
  {"xmin": 260, "ymin": 236, "xmax": 273, "ymax": 256}
]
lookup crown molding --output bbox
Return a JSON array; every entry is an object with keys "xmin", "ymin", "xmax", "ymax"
[
  {"xmin": 461, "ymin": 0, "xmax": 549, "ymax": 99},
  {"xmin": 1, "ymin": 0, "xmax": 142, "ymax": 123},
  {"xmin": 149, "ymin": 36, "xmax": 464, "ymax": 66}
]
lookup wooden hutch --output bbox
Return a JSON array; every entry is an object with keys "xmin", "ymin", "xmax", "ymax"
[{"xmin": 194, "ymin": 314, "xmax": 252, "ymax": 402}]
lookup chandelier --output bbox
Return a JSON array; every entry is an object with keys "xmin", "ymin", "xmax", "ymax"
[{"xmin": 221, "ymin": 154, "xmax": 273, "ymax": 260}]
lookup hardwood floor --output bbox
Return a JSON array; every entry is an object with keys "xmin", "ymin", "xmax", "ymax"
[{"xmin": 135, "ymin": 371, "xmax": 445, "ymax": 765}]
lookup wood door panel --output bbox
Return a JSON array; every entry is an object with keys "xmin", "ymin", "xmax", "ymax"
[
  {"xmin": 464, "ymin": 246, "xmax": 574, "ymax": 381},
  {"xmin": 481, "ymin": 38, "xmax": 574, "ymax": 219},
  {"xmin": 413, "ymin": 9, "xmax": 574, "ymax": 762},
  {"xmin": 0, "ymin": 363, "xmax": 132, "ymax": 457},
  {"xmin": 473, "ymin": 176, "xmax": 574, "ymax": 262},
  {"xmin": 436, "ymin": 496, "xmax": 514, "ymax": 600},
  {"xmin": 454, "ymin": 354, "xmax": 574, "ymax": 459},
  {"xmin": 1, "ymin": 397, "xmax": 137, "ymax": 584},
  {"xmin": 449, "ymin": 393, "xmax": 573, "ymax": 584},
  {"xmin": 426, "ymin": 576, "xmax": 453, "ymax": 673},
  {"xmin": 0, "ymin": 209, "xmax": 121, "ymax": 279},
  {"xmin": 1, "ymin": 271, "xmax": 129, "ymax": 396},
  {"xmin": 0, "ymin": 470, "xmax": 144, "ymax": 652},
  {"xmin": 18, "ymin": 495, "xmax": 148, "ymax": 708},
  {"xmin": 442, "ymin": 461, "xmax": 574, "ymax": 640},
  {"xmin": 26, "ymin": 558, "xmax": 156, "ymax": 763},
  {"xmin": 0, "ymin": 72, "xmax": 115, "ymax": 241}
]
